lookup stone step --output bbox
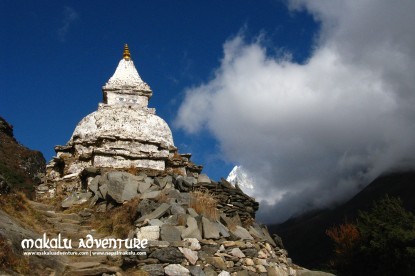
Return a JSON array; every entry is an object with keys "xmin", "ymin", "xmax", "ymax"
[
  {"xmin": 59, "ymin": 213, "xmax": 82, "ymax": 221},
  {"xmin": 61, "ymin": 218, "xmax": 81, "ymax": 224},
  {"xmin": 28, "ymin": 200, "xmax": 55, "ymax": 212}
]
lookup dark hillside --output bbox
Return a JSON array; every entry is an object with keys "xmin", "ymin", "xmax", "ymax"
[
  {"xmin": 268, "ymin": 170, "xmax": 415, "ymax": 269},
  {"xmin": 0, "ymin": 116, "xmax": 45, "ymax": 195}
]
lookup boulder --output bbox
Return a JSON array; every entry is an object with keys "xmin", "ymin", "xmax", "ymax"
[
  {"xmin": 136, "ymin": 225, "xmax": 160, "ymax": 241},
  {"xmin": 137, "ymin": 203, "xmax": 171, "ymax": 222},
  {"xmin": 230, "ymin": 247, "xmax": 245, "ymax": 258},
  {"xmin": 138, "ymin": 180, "xmax": 151, "ymax": 194},
  {"xmin": 171, "ymin": 203, "xmax": 186, "ymax": 215},
  {"xmin": 150, "ymin": 247, "xmax": 184, "ymax": 263},
  {"xmin": 197, "ymin": 173, "xmax": 211, "ymax": 184},
  {"xmin": 88, "ymin": 175, "xmax": 100, "ymax": 194},
  {"xmin": 183, "ymin": 238, "xmax": 201, "ymax": 251},
  {"xmin": 160, "ymin": 225, "xmax": 182, "ymax": 242},
  {"xmin": 164, "ymin": 264, "xmax": 190, "ymax": 276},
  {"xmin": 137, "ymin": 199, "xmax": 158, "ymax": 216},
  {"xmin": 98, "ymin": 183, "xmax": 108, "ymax": 198},
  {"xmin": 61, "ymin": 192, "xmax": 92, "ymax": 208},
  {"xmin": 202, "ymin": 217, "xmax": 220, "ymax": 239},
  {"xmin": 141, "ymin": 264, "xmax": 164, "ymax": 275},
  {"xmin": 230, "ymin": 226, "xmax": 253, "ymax": 240},
  {"xmin": 106, "ymin": 171, "xmax": 139, "ymax": 203},
  {"xmin": 189, "ymin": 266, "xmax": 205, "ymax": 276},
  {"xmin": 206, "ymin": 256, "xmax": 227, "ymax": 270},
  {"xmin": 179, "ymin": 247, "xmax": 198, "ymax": 265},
  {"xmin": 182, "ymin": 215, "xmax": 202, "ymax": 240},
  {"xmin": 141, "ymin": 190, "xmax": 161, "ymax": 199}
]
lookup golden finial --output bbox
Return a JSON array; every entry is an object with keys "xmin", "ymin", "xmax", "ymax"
[{"xmin": 123, "ymin": 44, "xmax": 131, "ymax": 60}]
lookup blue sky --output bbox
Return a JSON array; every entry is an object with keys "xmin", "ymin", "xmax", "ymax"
[
  {"xmin": 0, "ymin": 0, "xmax": 317, "ymax": 180},
  {"xmin": 3, "ymin": 1, "xmax": 415, "ymax": 223}
]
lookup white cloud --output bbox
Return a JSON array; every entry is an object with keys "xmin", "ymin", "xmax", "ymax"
[
  {"xmin": 58, "ymin": 6, "xmax": 79, "ymax": 42},
  {"xmin": 175, "ymin": 0, "xmax": 415, "ymax": 223}
]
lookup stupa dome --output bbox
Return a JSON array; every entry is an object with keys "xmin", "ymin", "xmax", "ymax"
[{"xmin": 70, "ymin": 106, "xmax": 174, "ymax": 149}]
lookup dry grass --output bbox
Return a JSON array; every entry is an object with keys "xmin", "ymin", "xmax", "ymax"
[
  {"xmin": 189, "ymin": 190, "xmax": 218, "ymax": 221},
  {"xmin": 221, "ymin": 215, "xmax": 238, "ymax": 231},
  {"xmin": 0, "ymin": 235, "xmax": 30, "ymax": 274},
  {"xmin": 63, "ymin": 200, "xmax": 90, "ymax": 214},
  {"xmin": 92, "ymin": 196, "xmax": 140, "ymax": 238},
  {"xmin": 0, "ymin": 192, "xmax": 45, "ymax": 233},
  {"xmin": 155, "ymin": 192, "xmax": 169, "ymax": 203},
  {"xmin": 40, "ymin": 194, "xmax": 66, "ymax": 210}
]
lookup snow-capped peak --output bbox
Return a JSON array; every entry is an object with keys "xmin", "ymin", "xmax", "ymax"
[{"xmin": 226, "ymin": 165, "xmax": 254, "ymax": 194}]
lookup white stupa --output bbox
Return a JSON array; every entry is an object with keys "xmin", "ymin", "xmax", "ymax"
[
  {"xmin": 67, "ymin": 44, "xmax": 174, "ymax": 171},
  {"xmin": 45, "ymin": 45, "xmax": 202, "ymax": 191}
]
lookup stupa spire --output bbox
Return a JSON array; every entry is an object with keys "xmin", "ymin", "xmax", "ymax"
[{"xmin": 123, "ymin": 44, "xmax": 131, "ymax": 60}]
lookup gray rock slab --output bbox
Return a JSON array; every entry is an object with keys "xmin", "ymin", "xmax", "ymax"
[
  {"xmin": 202, "ymin": 217, "xmax": 220, "ymax": 239},
  {"xmin": 149, "ymin": 219, "xmax": 164, "ymax": 226},
  {"xmin": 181, "ymin": 215, "xmax": 202, "ymax": 240},
  {"xmin": 261, "ymin": 226, "xmax": 277, "ymax": 247},
  {"xmin": 148, "ymin": 240, "xmax": 170, "ymax": 248},
  {"xmin": 171, "ymin": 203, "xmax": 186, "ymax": 215},
  {"xmin": 203, "ymin": 266, "xmax": 218, "ymax": 276},
  {"xmin": 61, "ymin": 192, "xmax": 92, "ymax": 208},
  {"xmin": 179, "ymin": 247, "xmax": 198, "ymax": 265},
  {"xmin": 141, "ymin": 264, "xmax": 164, "ymax": 276},
  {"xmin": 137, "ymin": 203, "xmax": 171, "ymax": 222},
  {"xmin": 145, "ymin": 177, "xmax": 154, "ymax": 185},
  {"xmin": 88, "ymin": 175, "xmax": 100, "ymax": 194},
  {"xmin": 183, "ymin": 238, "xmax": 201, "ymax": 250},
  {"xmin": 150, "ymin": 247, "xmax": 184, "ymax": 263},
  {"xmin": 138, "ymin": 180, "xmax": 151, "ymax": 194},
  {"xmin": 187, "ymin": 208, "xmax": 199, "ymax": 218},
  {"xmin": 160, "ymin": 225, "xmax": 182, "ymax": 242},
  {"xmin": 136, "ymin": 225, "xmax": 160, "ymax": 241},
  {"xmin": 107, "ymin": 171, "xmax": 139, "ymax": 203},
  {"xmin": 154, "ymin": 177, "xmax": 167, "ymax": 188},
  {"xmin": 230, "ymin": 226, "xmax": 254, "ymax": 240},
  {"xmin": 178, "ymin": 192, "xmax": 190, "ymax": 205},
  {"xmin": 141, "ymin": 190, "xmax": 161, "ymax": 199},
  {"xmin": 248, "ymin": 226, "xmax": 266, "ymax": 240},
  {"xmin": 189, "ymin": 266, "xmax": 205, "ymax": 276},
  {"xmin": 164, "ymin": 264, "xmax": 190, "ymax": 276},
  {"xmin": 230, "ymin": 247, "xmax": 245, "ymax": 258},
  {"xmin": 197, "ymin": 173, "xmax": 211, "ymax": 184},
  {"xmin": 206, "ymin": 256, "xmax": 227, "ymax": 270},
  {"xmin": 136, "ymin": 199, "xmax": 158, "ymax": 216},
  {"xmin": 98, "ymin": 183, "xmax": 108, "ymax": 198},
  {"xmin": 217, "ymin": 221, "xmax": 230, "ymax": 238}
]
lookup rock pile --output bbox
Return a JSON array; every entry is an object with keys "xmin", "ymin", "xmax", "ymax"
[{"xmin": 55, "ymin": 169, "xmax": 311, "ymax": 275}]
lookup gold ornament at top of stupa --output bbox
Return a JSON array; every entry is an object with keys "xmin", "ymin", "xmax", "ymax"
[{"xmin": 123, "ymin": 44, "xmax": 131, "ymax": 60}]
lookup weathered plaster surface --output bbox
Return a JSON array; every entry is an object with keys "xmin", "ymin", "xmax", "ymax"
[
  {"xmin": 69, "ymin": 106, "xmax": 174, "ymax": 148},
  {"xmin": 103, "ymin": 59, "xmax": 151, "ymax": 91}
]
